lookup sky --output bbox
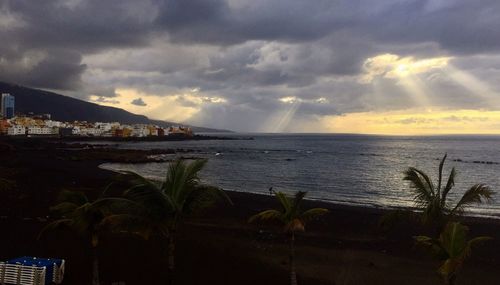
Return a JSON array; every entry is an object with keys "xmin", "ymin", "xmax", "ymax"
[{"xmin": 1, "ymin": 0, "xmax": 500, "ymax": 134}]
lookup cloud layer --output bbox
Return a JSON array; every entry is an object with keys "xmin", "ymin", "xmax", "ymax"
[{"xmin": 1, "ymin": 0, "xmax": 500, "ymax": 133}]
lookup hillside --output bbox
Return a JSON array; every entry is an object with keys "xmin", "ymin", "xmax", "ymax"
[{"xmin": 0, "ymin": 82, "xmax": 230, "ymax": 133}]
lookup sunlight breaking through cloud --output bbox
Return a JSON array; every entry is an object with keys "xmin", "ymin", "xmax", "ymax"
[
  {"xmin": 360, "ymin": 53, "xmax": 451, "ymax": 83},
  {"xmin": 444, "ymin": 65, "xmax": 500, "ymax": 106}
]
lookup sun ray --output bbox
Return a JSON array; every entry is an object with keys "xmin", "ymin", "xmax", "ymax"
[
  {"xmin": 397, "ymin": 74, "xmax": 433, "ymax": 107},
  {"xmin": 271, "ymin": 100, "xmax": 301, "ymax": 132},
  {"xmin": 444, "ymin": 65, "xmax": 500, "ymax": 106}
]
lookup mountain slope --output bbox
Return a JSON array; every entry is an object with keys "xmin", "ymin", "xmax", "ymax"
[{"xmin": 0, "ymin": 82, "xmax": 230, "ymax": 132}]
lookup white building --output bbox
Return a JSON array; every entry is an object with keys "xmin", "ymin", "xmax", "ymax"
[
  {"xmin": 72, "ymin": 126, "xmax": 103, "ymax": 136},
  {"xmin": 7, "ymin": 125, "xmax": 25, "ymax": 136},
  {"xmin": 95, "ymin": 122, "xmax": 119, "ymax": 132},
  {"xmin": 44, "ymin": 120, "xmax": 65, "ymax": 128},
  {"xmin": 27, "ymin": 126, "xmax": 58, "ymax": 135},
  {"xmin": 132, "ymin": 125, "xmax": 150, "ymax": 137}
]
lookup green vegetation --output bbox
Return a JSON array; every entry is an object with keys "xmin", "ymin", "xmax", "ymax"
[
  {"xmin": 249, "ymin": 191, "xmax": 329, "ymax": 285},
  {"xmin": 115, "ymin": 159, "xmax": 231, "ymax": 283},
  {"xmin": 40, "ymin": 191, "xmax": 108, "ymax": 285},
  {"xmin": 403, "ymin": 154, "xmax": 493, "ymax": 228},
  {"xmin": 415, "ymin": 222, "xmax": 492, "ymax": 285}
]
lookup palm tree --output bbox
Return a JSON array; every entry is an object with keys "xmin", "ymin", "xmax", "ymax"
[
  {"xmin": 414, "ymin": 222, "xmax": 492, "ymax": 285},
  {"xmin": 117, "ymin": 159, "xmax": 231, "ymax": 283},
  {"xmin": 40, "ymin": 190, "xmax": 110, "ymax": 285},
  {"xmin": 249, "ymin": 191, "xmax": 329, "ymax": 285},
  {"xmin": 403, "ymin": 154, "xmax": 493, "ymax": 228}
]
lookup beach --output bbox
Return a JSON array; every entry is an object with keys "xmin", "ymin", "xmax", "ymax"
[{"xmin": 1, "ymin": 138, "xmax": 499, "ymax": 284}]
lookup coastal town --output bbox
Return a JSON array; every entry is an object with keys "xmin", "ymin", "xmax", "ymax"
[{"xmin": 0, "ymin": 93, "xmax": 193, "ymax": 137}]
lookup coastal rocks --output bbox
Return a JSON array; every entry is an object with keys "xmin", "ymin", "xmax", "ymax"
[{"xmin": 436, "ymin": 157, "xmax": 500, "ymax": 165}]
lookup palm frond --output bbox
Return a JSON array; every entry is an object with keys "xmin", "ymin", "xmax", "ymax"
[
  {"xmin": 300, "ymin": 208, "xmax": 329, "ymax": 223},
  {"xmin": 403, "ymin": 167, "xmax": 435, "ymax": 207},
  {"xmin": 100, "ymin": 181, "xmax": 116, "ymax": 198},
  {"xmin": 440, "ymin": 222, "xmax": 468, "ymax": 258},
  {"xmin": 412, "ymin": 168, "xmax": 436, "ymax": 195},
  {"xmin": 164, "ymin": 160, "xmax": 188, "ymax": 204},
  {"xmin": 50, "ymin": 202, "xmax": 81, "ymax": 216},
  {"xmin": 56, "ymin": 190, "xmax": 88, "ymax": 206},
  {"xmin": 92, "ymin": 197, "xmax": 144, "ymax": 216},
  {"xmin": 463, "ymin": 236, "xmax": 493, "ymax": 259},
  {"xmin": 125, "ymin": 184, "xmax": 172, "ymax": 211},
  {"xmin": 38, "ymin": 219, "xmax": 73, "ymax": 239},
  {"xmin": 416, "ymin": 222, "xmax": 492, "ymax": 282},
  {"xmin": 70, "ymin": 203, "xmax": 103, "ymax": 235},
  {"xmin": 182, "ymin": 185, "xmax": 232, "ymax": 215},
  {"xmin": 438, "ymin": 258, "xmax": 461, "ymax": 280},
  {"xmin": 119, "ymin": 171, "xmax": 162, "ymax": 190},
  {"xmin": 185, "ymin": 159, "xmax": 207, "ymax": 183},
  {"xmin": 100, "ymin": 214, "xmax": 153, "ymax": 240},
  {"xmin": 437, "ymin": 154, "xmax": 447, "ymax": 197},
  {"xmin": 290, "ymin": 191, "xmax": 307, "ymax": 217},
  {"xmin": 274, "ymin": 192, "xmax": 292, "ymax": 214},
  {"xmin": 441, "ymin": 167, "xmax": 456, "ymax": 207},
  {"xmin": 451, "ymin": 184, "xmax": 494, "ymax": 215},
  {"xmin": 248, "ymin": 209, "xmax": 283, "ymax": 223},
  {"xmin": 414, "ymin": 235, "xmax": 448, "ymax": 260}
]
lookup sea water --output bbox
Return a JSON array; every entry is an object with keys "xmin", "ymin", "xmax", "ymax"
[{"xmin": 98, "ymin": 134, "xmax": 500, "ymax": 218}]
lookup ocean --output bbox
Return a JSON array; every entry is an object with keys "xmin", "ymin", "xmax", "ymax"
[{"xmin": 99, "ymin": 134, "xmax": 500, "ymax": 218}]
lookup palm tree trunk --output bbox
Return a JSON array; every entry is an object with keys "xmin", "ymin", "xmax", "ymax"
[
  {"xmin": 446, "ymin": 274, "xmax": 456, "ymax": 285},
  {"xmin": 168, "ymin": 232, "xmax": 176, "ymax": 275},
  {"xmin": 167, "ymin": 218, "xmax": 178, "ymax": 285},
  {"xmin": 92, "ymin": 246, "xmax": 100, "ymax": 285},
  {"xmin": 289, "ymin": 232, "xmax": 298, "ymax": 285}
]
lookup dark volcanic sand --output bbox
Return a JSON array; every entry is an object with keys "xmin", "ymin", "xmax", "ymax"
[{"xmin": 0, "ymin": 138, "xmax": 499, "ymax": 285}]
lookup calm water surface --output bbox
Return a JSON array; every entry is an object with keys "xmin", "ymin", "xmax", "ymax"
[{"xmin": 98, "ymin": 134, "xmax": 500, "ymax": 218}]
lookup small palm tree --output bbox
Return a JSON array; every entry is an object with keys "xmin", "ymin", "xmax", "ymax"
[
  {"xmin": 117, "ymin": 159, "xmax": 231, "ymax": 283},
  {"xmin": 404, "ymin": 154, "xmax": 493, "ymax": 228},
  {"xmin": 414, "ymin": 222, "xmax": 492, "ymax": 285},
  {"xmin": 41, "ymin": 191, "xmax": 109, "ymax": 285},
  {"xmin": 249, "ymin": 191, "xmax": 329, "ymax": 285}
]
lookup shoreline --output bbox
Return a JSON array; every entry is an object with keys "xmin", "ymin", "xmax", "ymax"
[
  {"xmin": 99, "ymin": 161, "xmax": 500, "ymax": 222},
  {"xmin": 0, "ymin": 133, "xmax": 250, "ymax": 143}
]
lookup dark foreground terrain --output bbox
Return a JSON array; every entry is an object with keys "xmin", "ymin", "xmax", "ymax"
[{"xmin": 0, "ymin": 138, "xmax": 499, "ymax": 284}]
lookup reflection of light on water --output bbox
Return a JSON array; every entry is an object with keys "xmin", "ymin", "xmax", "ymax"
[
  {"xmin": 97, "ymin": 135, "xmax": 500, "ymax": 219},
  {"xmin": 100, "ymin": 159, "xmax": 500, "ymax": 219}
]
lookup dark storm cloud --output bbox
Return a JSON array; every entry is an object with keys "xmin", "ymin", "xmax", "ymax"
[
  {"xmin": 5, "ymin": 0, "xmax": 156, "ymax": 51},
  {"xmin": 0, "ymin": 48, "xmax": 86, "ymax": 90},
  {"xmin": 0, "ymin": 0, "xmax": 157, "ymax": 90},
  {"xmin": 152, "ymin": 0, "xmax": 500, "ymax": 55},
  {"xmin": 3, "ymin": 0, "xmax": 500, "ymax": 89},
  {"xmin": 153, "ymin": 0, "xmax": 342, "ymax": 45},
  {"xmin": 22, "ymin": 50, "xmax": 86, "ymax": 90}
]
